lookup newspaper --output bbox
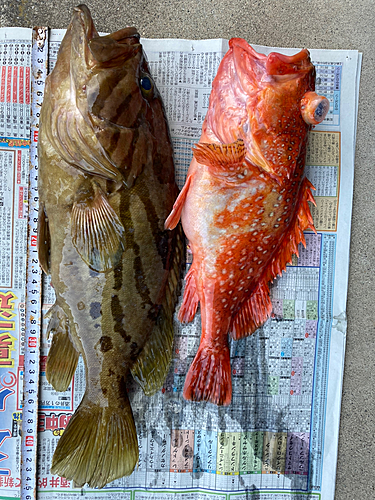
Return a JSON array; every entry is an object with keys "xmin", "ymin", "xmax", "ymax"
[{"xmin": 0, "ymin": 27, "xmax": 361, "ymax": 500}]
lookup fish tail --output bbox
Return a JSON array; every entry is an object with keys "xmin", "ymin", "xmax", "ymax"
[
  {"xmin": 51, "ymin": 396, "xmax": 138, "ymax": 489},
  {"xmin": 183, "ymin": 343, "xmax": 232, "ymax": 405}
]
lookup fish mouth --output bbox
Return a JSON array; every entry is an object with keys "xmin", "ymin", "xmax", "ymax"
[
  {"xmin": 230, "ymin": 38, "xmax": 314, "ymax": 84},
  {"xmin": 72, "ymin": 4, "xmax": 141, "ymax": 66},
  {"xmin": 73, "ymin": 4, "xmax": 99, "ymax": 43}
]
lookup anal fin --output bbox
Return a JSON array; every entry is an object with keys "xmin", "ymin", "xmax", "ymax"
[
  {"xmin": 178, "ymin": 265, "xmax": 199, "ymax": 323},
  {"xmin": 71, "ymin": 181, "xmax": 125, "ymax": 272},
  {"xmin": 46, "ymin": 304, "xmax": 80, "ymax": 392}
]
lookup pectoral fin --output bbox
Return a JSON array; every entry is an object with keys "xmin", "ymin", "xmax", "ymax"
[
  {"xmin": 192, "ymin": 140, "xmax": 249, "ymax": 182},
  {"xmin": 71, "ymin": 181, "xmax": 125, "ymax": 272}
]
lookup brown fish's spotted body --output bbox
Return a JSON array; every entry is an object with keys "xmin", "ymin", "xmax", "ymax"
[
  {"xmin": 38, "ymin": 5, "xmax": 183, "ymax": 488},
  {"xmin": 166, "ymin": 39, "xmax": 329, "ymax": 406}
]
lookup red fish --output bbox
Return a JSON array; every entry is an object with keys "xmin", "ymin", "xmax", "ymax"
[{"xmin": 165, "ymin": 39, "xmax": 329, "ymax": 406}]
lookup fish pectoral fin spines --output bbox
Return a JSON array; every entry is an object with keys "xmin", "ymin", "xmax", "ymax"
[
  {"xmin": 183, "ymin": 344, "xmax": 232, "ymax": 406},
  {"xmin": 51, "ymin": 397, "xmax": 138, "ymax": 489},
  {"xmin": 45, "ymin": 304, "xmax": 80, "ymax": 392},
  {"xmin": 192, "ymin": 140, "xmax": 249, "ymax": 182},
  {"xmin": 230, "ymin": 280, "xmax": 272, "ymax": 340},
  {"xmin": 71, "ymin": 181, "xmax": 125, "ymax": 272},
  {"xmin": 37, "ymin": 203, "xmax": 51, "ymax": 275}
]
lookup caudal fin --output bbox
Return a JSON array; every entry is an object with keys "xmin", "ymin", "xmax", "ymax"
[
  {"xmin": 51, "ymin": 397, "xmax": 138, "ymax": 488},
  {"xmin": 183, "ymin": 344, "xmax": 232, "ymax": 405}
]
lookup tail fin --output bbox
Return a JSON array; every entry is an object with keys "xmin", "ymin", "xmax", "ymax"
[
  {"xmin": 51, "ymin": 397, "xmax": 138, "ymax": 488},
  {"xmin": 183, "ymin": 344, "xmax": 232, "ymax": 406}
]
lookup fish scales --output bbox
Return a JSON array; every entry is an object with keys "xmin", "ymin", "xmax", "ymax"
[
  {"xmin": 38, "ymin": 5, "xmax": 183, "ymax": 489},
  {"xmin": 166, "ymin": 38, "xmax": 329, "ymax": 407}
]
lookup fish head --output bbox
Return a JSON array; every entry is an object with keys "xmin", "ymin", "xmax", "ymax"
[
  {"xmin": 204, "ymin": 38, "xmax": 329, "ymax": 182},
  {"xmin": 66, "ymin": 4, "xmax": 149, "ymax": 129},
  {"xmin": 45, "ymin": 5, "xmax": 173, "ymax": 188}
]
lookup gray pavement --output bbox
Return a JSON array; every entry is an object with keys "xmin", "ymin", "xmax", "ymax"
[{"xmin": 1, "ymin": 0, "xmax": 374, "ymax": 498}]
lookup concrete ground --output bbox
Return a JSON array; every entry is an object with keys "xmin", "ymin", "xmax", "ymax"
[{"xmin": 1, "ymin": 0, "xmax": 374, "ymax": 498}]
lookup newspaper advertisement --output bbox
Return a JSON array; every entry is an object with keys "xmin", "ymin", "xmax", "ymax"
[{"xmin": 0, "ymin": 27, "xmax": 361, "ymax": 500}]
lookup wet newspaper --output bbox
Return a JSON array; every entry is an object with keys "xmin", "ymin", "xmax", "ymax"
[{"xmin": 0, "ymin": 27, "xmax": 361, "ymax": 500}]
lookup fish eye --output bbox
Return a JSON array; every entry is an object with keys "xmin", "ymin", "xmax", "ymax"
[{"xmin": 140, "ymin": 74, "xmax": 154, "ymax": 96}]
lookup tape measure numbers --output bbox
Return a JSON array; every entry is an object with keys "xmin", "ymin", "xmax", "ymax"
[{"xmin": 20, "ymin": 26, "xmax": 48, "ymax": 500}]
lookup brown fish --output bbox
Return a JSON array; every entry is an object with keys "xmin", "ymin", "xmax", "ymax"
[
  {"xmin": 38, "ymin": 5, "xmax": 183, "ymax": 488},
  {"xmin": 166, "ymin": 39, "xmax": 328, "ymax": 406}
]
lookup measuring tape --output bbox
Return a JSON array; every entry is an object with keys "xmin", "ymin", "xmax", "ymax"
[{"xmin": 20, "ymin": 26, "xmax": 48, "ymax": 500}]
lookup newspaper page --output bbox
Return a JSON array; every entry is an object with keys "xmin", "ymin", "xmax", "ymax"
[
  {"xmin": 0, "ymin": 28, "xmax": 361, "ymax": 500},
  {"xmin": 0, "ymin": 26, "xmax": 32, "ymax": 500}
]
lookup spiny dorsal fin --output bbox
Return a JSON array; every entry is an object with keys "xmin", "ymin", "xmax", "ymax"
[
  {"xmin": 264, "ymin": 177, "xmax": 316, "ymax": 284},
  {"xmin": 71, "ymin": 181, "xmax": 125, "ymax": 272},
  {"xmin": 45, "ymin": 303, "xmax": 80, "ymax": 392},
  {"xmin": 230, "ymin": 176, "xmax": 316, "ymax": 340}
]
